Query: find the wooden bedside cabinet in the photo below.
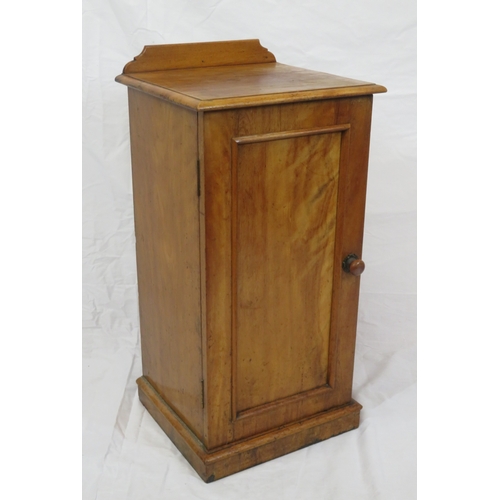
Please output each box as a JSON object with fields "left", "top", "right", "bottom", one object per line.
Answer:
{"left": 116, "top": 39, "right": 386, "bottom": 482}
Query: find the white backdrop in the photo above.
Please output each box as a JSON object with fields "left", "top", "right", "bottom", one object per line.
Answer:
{"left": 83, "top": 1, "right": 416, "bottom": 498}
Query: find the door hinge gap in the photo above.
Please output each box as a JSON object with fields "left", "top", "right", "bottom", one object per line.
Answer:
{"left": 196, "top": 159, "right": 201, "bottom": 197}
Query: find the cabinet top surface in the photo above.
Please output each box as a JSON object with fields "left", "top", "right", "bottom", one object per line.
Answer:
{"left": 116, "top": 40, "right": 386, "bottom": 110}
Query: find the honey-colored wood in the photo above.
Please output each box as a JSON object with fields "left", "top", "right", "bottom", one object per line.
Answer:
{"left": 116, "top": 46, "right": 386, "bottom": 111}
{"left": 122, "top": 39, "right": 276, "bottom": 74}
{"left": 137, "top": 376, "right": 361, "bottom": 482}
{"left": 117, "top": 40, "right": 385, "bottom": 482}
{"left": 128, "top": 88, "right": 204, "bottom": 439}
{"left": 233, "top": 130, "right": 341, "bottom": 412}
{"left": 201, "top": 97, "right": 374, "bottom": 447}
{"left": 116, "top": 71, "right": 385, "bottom": 111}
{"left": 125, "top": 63, "right": 384, "bottom": 101}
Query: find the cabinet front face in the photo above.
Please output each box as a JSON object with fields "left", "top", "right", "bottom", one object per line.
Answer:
{"left": 202, "top": 97, "right": 373, "bottom": 448}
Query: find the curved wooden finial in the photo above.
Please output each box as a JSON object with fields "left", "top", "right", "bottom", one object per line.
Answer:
{"left": 122, "top": 39, "right": 276, "bottom": 74}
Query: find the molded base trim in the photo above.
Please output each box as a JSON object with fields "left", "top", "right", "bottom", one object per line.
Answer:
{"left": 137, "top": 376, "right": 362, "bottom": 482}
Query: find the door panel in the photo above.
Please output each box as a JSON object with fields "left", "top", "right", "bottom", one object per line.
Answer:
{"left": 202, "top": 98, "right": 373, "bottom": 448}
{"left": 232, "top": 129, "right": 342, "bottom": 416}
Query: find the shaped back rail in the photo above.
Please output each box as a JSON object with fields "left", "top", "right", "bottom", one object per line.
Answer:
{"left": 122, "top": 39, "right": 276, "bottom": 74}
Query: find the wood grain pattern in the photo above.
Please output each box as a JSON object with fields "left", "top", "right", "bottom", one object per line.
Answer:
{"left": 128, "top": 89, "right": 204, "bottom": 439}
{"left": 122, "top": 39, "right": 275, "bottom": 74}
{"left": 202, "top": 98, "right": 373, "bottom": 446}
{"left": 128, "top": 63, "right": 378, "bottom": 100}
{"left": 116, "top": 62, "right": 386, "bottom": 111}
{"left": 117, "top": 41, "right": 385, "bottom": 481}
{"left": 137, "top": 376, "right": 361, "bottom": 483}
{"left": 329, "top": 96, "right": 373, "bottom": 403}
{"left": 202, "top": 109, "right": 238, "bottom": 448}
{"left": 232, "top": 130, "right": 341, "bottom": 413}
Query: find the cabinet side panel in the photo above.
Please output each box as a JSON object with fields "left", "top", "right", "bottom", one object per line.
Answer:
{"left": 128, "top": 89, "right": 203, "bottom": 439}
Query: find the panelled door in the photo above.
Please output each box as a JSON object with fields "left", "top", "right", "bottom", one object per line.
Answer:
{"left": 202, "top": 97, "right": 373, "bottom": 449}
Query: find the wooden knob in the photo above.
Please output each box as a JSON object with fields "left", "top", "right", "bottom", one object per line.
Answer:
{"left": 342, "top": 254, "right": 365, "bottom": 276}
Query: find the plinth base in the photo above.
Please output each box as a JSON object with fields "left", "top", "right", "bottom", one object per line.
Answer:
{"left": 137, "top": 376, "right": 362, "bottom": 482}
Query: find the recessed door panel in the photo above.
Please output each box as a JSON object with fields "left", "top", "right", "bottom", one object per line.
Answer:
{"left": 232, "top": 128, "right": 342, "bottom": 419}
